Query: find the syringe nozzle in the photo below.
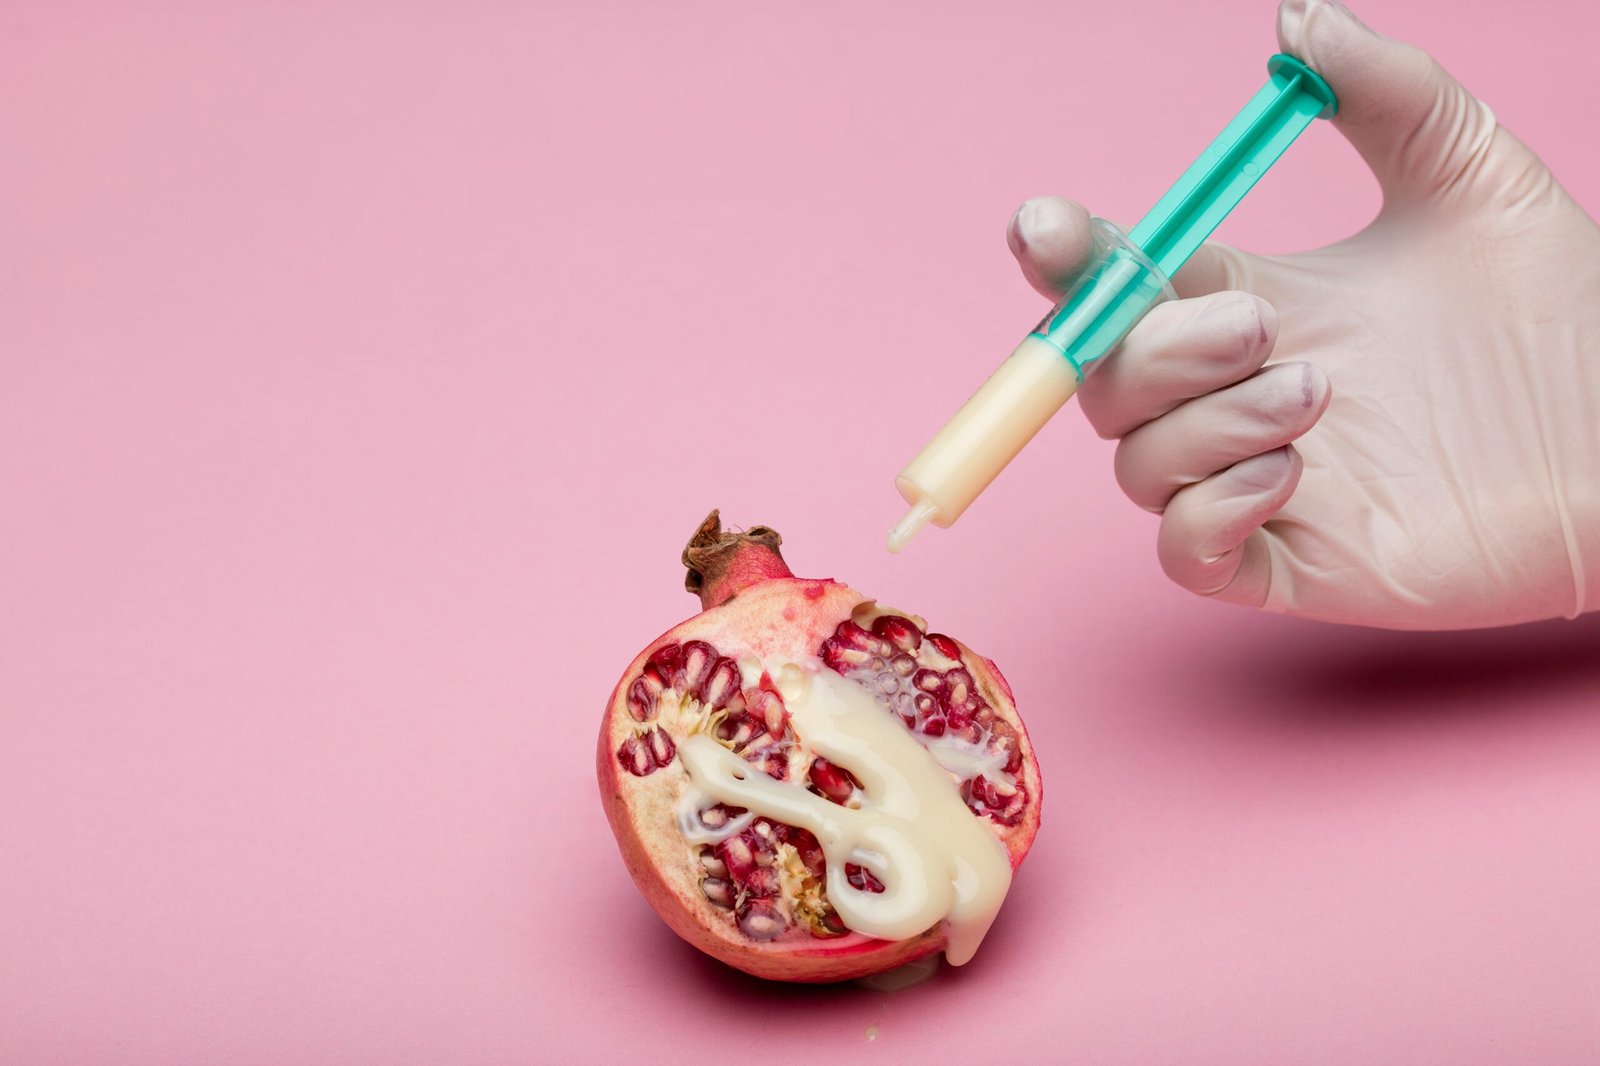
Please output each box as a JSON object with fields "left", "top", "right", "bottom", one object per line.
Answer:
{"left": 887, "top": 500, "right": 939, "bottom": 554}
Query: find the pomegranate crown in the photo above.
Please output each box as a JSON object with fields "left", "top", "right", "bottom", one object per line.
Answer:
{"left": 682, "top": 510, "right": 793, "bottom": 610}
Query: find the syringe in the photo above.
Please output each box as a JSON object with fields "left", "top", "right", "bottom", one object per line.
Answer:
{"left": 888, "top": 55, "right": 1337, "bottom": 552}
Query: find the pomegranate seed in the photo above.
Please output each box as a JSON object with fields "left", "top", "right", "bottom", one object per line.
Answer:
{"left": 702, "top": 657, "right": 741, "bottom": 710}
{"left": 836, "top": 620, "right": 875, "bottom": 645}
{"left": 913, "top": 669, "right": 943, "bottom": 694}
{"left": 718, "top": 835, "right": 756, "bottom": 879}
{"left": 741, "top": 718, "right": 771, "bottom": 750}
{"left": 820, "top": 621, "right": 879, "bottom": 674}
{"left": 821, "top": 641, "right": 873, "bottom": 672}
{"left": 616, "top": 735, "right": 653, "bottom": 777}
{"left": 987, "top": 720, "right": 1022, "bottom": 773}
{"left": 927, "top": 633, "right": 962, "bottom": 661}
{"left": 736, "top": 898, "right": 786, "bottom": 941}
{"left": 744, "top": 866, "right": 779, "bottom": 896}
{"left": 967, "top": 776, "right": 996, "bottom": 806}
{"left": 914, "top": 693, "right": 936, "bottom": 716}
{"left": 699, "top": 849, "right": 728, "bottom": 878}
{"left": 818, "top": 910, "right": 848, "bottom": 937}
{"left": 921, "top": 715, "right": 947, "bottom": 738}
{"left": 788, "top": 828, "right": 826, "bottom": 876}
{"left": 989, "top": 785, "right": 1028, "bottom": 826}
{"left": 947, "top": 701, "right": 976, "bottom": 730}
{"left": 720, "top": 713, "right": 766, "bottom": 751}
{"left": 747, "top": 687, "right": 787, "bottom": 735}
{"left": 807, "top": 757, "right": 857, "bottom": 805}
{"left": 761, "top": 750, "right": 789, "bottom": 780}
{"left": 646, "top": 728, "right": 675, "bottom": 767}
{"left": 679, "top": 640, "right": 718, "bottom": 699}
{"left": 648, "top": 642, "right": 682, "bottom": 678}
{"left": 951, "top": 721, "right": 983, "bottom": 744}
{"left": 750, "top": 826, "right": 778, "bottom": 857}
{"left": 626, "top": 672, "right": 663, "bottom": 722}
{"left": 963, "top": 777, "right": 1028, "bottom": 826}
{"left": 840, "top": 620, "right": 877, "bottom": 644}
{"left": 871, "top": 614, "right": 922, "bottom": 654}
{"left": 699, "top": 803, "right": 742, "bottom": 831}
{"left": 700, "top": 877, "right": 733, "bottom": 908}
{"left": 946, "top": 668, "right": 973, "bottom": 706}
{"left": 845, "top": 863, "right": 885, "bottom": 894}
{"left": 890, "top": 654, "right": 917, "bottom": 678}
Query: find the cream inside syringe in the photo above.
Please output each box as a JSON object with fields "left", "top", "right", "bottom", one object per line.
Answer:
{"left": 888, "top": 336, "right": 1084, "bottom": 553}
{"left": 889, "top": 220, "right": 1175, "bottom": 553}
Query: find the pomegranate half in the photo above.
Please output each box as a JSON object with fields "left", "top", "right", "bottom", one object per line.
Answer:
{"left": 597, "top": 511, "right": 1041, "bottom": 982}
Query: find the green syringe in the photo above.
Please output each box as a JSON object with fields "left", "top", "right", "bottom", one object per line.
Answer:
{"left": 888, "top": 55, "right": 1337, "bottom": 552}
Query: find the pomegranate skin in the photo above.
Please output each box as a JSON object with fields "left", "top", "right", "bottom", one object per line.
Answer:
{"left": 597, "top": 514, "right": 1042, "bottom": 983}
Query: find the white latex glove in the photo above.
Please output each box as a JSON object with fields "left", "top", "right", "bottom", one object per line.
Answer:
{"left": 1012, "top": 0, "right": 1600, "bottom": 630}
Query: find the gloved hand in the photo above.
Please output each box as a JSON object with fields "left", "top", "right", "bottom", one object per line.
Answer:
{"left": 1014, "top": 0, "right": 1600, "bottom": 629}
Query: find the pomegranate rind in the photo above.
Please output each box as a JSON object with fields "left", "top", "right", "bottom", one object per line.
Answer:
{"left": 597, "top": 578, "right": 1042, "bottom": 983}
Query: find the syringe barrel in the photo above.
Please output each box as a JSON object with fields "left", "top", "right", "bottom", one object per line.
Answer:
{"left": 1036, "top": 218, "right": 1176, "bottom": 379}
{"left": 890, "top": 56, "right": 1336, "bottom": 550}
{"left": 895, "top": 220, "right": 1174, "bottom": 527}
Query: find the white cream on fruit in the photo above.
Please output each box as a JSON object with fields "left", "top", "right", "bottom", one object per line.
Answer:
{"left": 678, "top": 664, "right": 1012, "bottom": 966}
{"left": 922, "top": 730, "right": 1015, "bottom": 782}
{"left": 676, "top": 791, "right": 756, "bottom": 845}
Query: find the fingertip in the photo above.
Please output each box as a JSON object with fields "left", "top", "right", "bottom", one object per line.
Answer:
{"left": 1208, "top": 292, "right": 1278, "bottom": 373}
{"left": 1005, "top": 201, "right": 1028, "bottom": 257}
{"left": 1255, "top": 361, "right": 1330, "bottom": 437}
{"left": 1277, "top": 0, "right": 1492, "bottom": 200}
{"left": 1251, "top": 294, "right": 1279, "bottom": 352}
{"left": 1157, "top": 446, "right": 1301, "bottom": 601}
{"left": 1302, "top": 361, "right": 1331, "bottom": 418}
{"left": 1009, "top": 196, "right": 1094, "bottom": 297}
{"left": 1231, "top": 444, "right": 1303, "bottom": 500}
{"left": 1077, "top": 291, "right": 1278, "bottom": 441}
{"left": 1176, "top": 290, "right": 1279, "bottom": 373}
{"left": 1278, "top": 0, "right": 1378, "bottom": 57}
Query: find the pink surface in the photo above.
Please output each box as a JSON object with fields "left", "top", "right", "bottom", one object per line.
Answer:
{"left": 3, "top": 2, "right": 1598, "bottom": 1062}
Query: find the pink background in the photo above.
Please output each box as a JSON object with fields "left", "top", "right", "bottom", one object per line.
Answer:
{"left": 3, "top": 2, "right": 1598, "bottom": 1062}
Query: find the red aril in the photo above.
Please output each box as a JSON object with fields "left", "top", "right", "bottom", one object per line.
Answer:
{"left": 597, "top": 511, "right": 1041, "bottom": 982}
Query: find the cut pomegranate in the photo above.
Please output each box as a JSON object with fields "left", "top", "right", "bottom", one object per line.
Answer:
{"left": 597, "top": 511, "right": 1041, "bottom": 983}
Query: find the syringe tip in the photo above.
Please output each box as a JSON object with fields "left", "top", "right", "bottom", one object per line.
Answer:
{"left": 887, "top": 500, "right": 938, "bottom": 554}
